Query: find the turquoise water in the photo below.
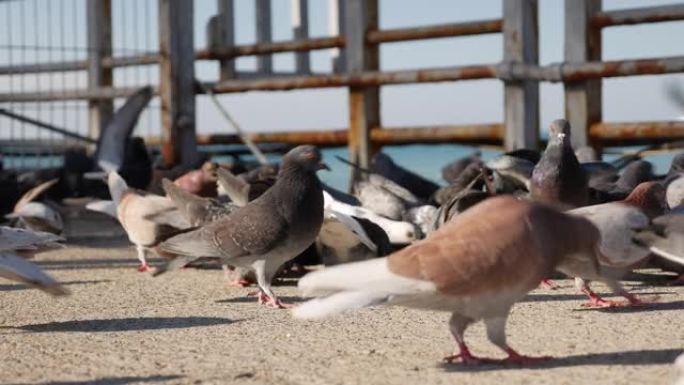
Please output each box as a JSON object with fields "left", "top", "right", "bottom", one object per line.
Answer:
{"left": 5, "top": 144, "right": 680, "bottom": 192}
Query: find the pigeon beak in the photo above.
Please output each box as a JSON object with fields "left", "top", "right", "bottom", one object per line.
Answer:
{"left": 317, "top": 161, "right": 331, "bottom": 171}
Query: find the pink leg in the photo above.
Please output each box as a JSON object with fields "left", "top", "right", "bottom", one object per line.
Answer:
{"left": 580, "top": 287, "right": 623, "bottom": 308}
{"left": 137, "top": 263, "right": 154, "bottom": 273}
{"left": 540, "top": 279, "right": 559, "bottom": 290}
{"left": 256, "top": 291, "right": 291, "bottom": 309}
{"left": 498, "top": 347, "right": 552, "bottom": 365}
{"left": 443, "top": 342, "right": 496, "bottom": 365}
{"left": 581, "top": 286, "right": 653, "bottom": 308}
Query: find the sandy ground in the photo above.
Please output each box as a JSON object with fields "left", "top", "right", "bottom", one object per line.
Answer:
{"left": 1, "top": 214, "right": 683, "bottom": 385}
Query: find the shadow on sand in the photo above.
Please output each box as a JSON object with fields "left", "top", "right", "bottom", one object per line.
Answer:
{"left": 0, "top": 280, "right": 111, "bottom": 292}
{"left": 440, "top": 348, "right": 682, "bottom": 372}
{"left": 215, "top": 295, "right": 303, "bottom": 304}
{"left": 3, "top": 317, "right": 235, "bottom": 333}
{"left": 10, "top": 374, "right": 183, "bottom": 385}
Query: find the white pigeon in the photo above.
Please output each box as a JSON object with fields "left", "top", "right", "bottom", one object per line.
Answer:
{"left": 323, "top": 191, "right": 417, "bottom": 245}
{"left": 7, "top": 179, "right": 63, "bottom": 235}
{"left": 106, "top": 172, "right": 190, "bottom": 272}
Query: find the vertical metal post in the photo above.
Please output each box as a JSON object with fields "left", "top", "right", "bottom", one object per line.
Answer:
{"left": 329, "top": 0, "right": 346, "bottom": 73}
{"left": 86, "top": 0, "right": 113, "bottom": 140}
{"left": 159, "top": 0, "right": 198, "bottom": 167}
{"left": 255, "top": 0, "right": 272, "bottom": 74}
{"left": 345, "top": 0, "right": 380, "bottom": 186}
{"left": 503, "top": 0, "right": 539, "bottom": 150}
{"left": 292, "top": 0, "right": 310, "bottom": 74}
{"left": 565, "top": 0, "right": 602, "bottom": 150}
{"left": 212, "top": 0, "right": 235, "bottom": 81}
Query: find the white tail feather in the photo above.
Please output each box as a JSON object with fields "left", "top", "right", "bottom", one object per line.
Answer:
{"left": 86, "top": 200, "right": 117, "bottom": 218}
{"left": 650, "top": 246, "right": 684, "bottom": 266}
{"left": 292, "top": 291, "right": 388, "bottom": 319}
{"left": 298, "top": 258, "right": 434, "bottom": 297}
{"left": 107, "top": 172, "right": 129, "bottom": 206}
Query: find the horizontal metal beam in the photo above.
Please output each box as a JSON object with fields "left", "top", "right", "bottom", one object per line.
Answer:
{"left": 144, "top": 123, "right": 504, "bottom": 147}
{"left": 367, "top": 18, "right": 503, "bottom": 44}
{"left": 210, "top": 64, "right": 498, "bottom": 93}
{"left": 196, "top": 36, "right": 345, "bottom": 60}
{"left": 2, "top": 56, "right": 683, "bottom": 102}
{"left": 592, "top": 4, "right": 684, "bottom": 28}
{"left": 590, "top": 121, "right": 684, "bottom": 144}
{"left": 0, "top": 86, "right": 147, "bottom": 102}
{"left": 500, "top": 55, "right": 684, "bottom": 82}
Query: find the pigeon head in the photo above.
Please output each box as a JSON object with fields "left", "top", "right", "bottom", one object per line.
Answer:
{"left": 668, "top": 152, "right": 684, "bottom": 175}
{"left": 548, "top": 119, "right": 571, "bottom": 145}
{"left": 623, "top": 181, "right": 667, "bottom": 219}
{"left": 283, "top": 145, "right": 329, "bottom": 172}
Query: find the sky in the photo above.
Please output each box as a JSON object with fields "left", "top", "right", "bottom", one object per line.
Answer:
{"left": 0, "top": 0, "right": 683, "bottom": 140}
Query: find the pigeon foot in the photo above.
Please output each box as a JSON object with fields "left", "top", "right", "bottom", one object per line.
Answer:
{"left": 443, "top": 343, "right": 496, "bottom": 365}
{"left": 137, "top": 263, "right": 155, "bottom": 273}
{"left": 499, "top": 348, "right": 552, "bottom": 365}
{"left": 539, "top": 279, "right": 559, "bottom": 290}
{"left": 257, "top": 291, "right": 291, "bottom": 309}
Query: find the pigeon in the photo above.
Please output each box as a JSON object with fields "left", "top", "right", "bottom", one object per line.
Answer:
{"left": 674, "top": 351, "right": 684, "bottom": 385}
{"left": 370, "top": 152, "right": 440, "bottom": 201}
{"left": 590, "top": 160, "right": 655, "bottom": 203}
{"left": 441, "top": 152, "right": 481, "bottom": 184}
{"left": 216, "top": 165, "right": 276, "bottom": 204}
{"left": 353, "top": 175, "right": 418, "bottom": 221}
{"left": 633, "top": 211, "right": 684, "bottom": 285}
{"left": 568, "top": 182, "right": 667, "bottom": 306}
{"left": 575, "top": 146, "right": 598, "bottom": 162}
{"left": 0, "top": 226, "right": 68, "bottom": 295}
{"left": 530, "top": 119, "right": 589, "bottom": 209}
{"left": 162, "top": 178, "right": 251, "bottom": 286}
{"left": 322, "top": 183, "right": 361, "bottom": 206}
{"left": 485, "top": 154, "right": 534, "bottom": 193}
{"left": 0, "top": 226, "right": 64, "bottom": 257}
{"left": 433, "top": 162, "right": 487, "bottom": 205}
{"left": 317, "top": 209, "right": 391, "bottom": 266}
{"left": 6, "top": 179, "right": 63, "bottom": 235}
{"left": 403, "top": 205, "right": 438, "bottom": 238}
{"left": 294, "top": 196, "right": 602, "bottom": 365}
{"left": 156, "top": 145, "right": 328, "bottom": 308}
{"left": 162, "top": 179, "right": 237, "bottom": 226}
{"left": 338, "top": 156, "right": 423, "bottom": 220}
{"left": 173, "top": 161, "right": 218, "bottom": 197}
{"left": 94, "top": 86, "right": 153, "bottom": 174}
{"left": 323, "top": 191, "right": 418, "bottom": 245}
{"left": 107, "top": 172, "right": 190, "bottom": 272}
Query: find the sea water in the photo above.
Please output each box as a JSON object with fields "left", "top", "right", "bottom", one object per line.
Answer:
{"left": 4, "top": 143, "right": 679, "bottom": 192}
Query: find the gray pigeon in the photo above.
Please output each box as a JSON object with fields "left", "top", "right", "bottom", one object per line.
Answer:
{"left": 162, "top": 178, "right": 252, "bottom": 286}
{"left": 162, "top": 179, "right": 237, "bottom": 226}
{"left": 156, "top": 145, "right": 328, "bottom": 308}
{"left": 530, "top": 119, "right": 589, "bottom": 209}
{"left": 0, "top": 226, "right": 68, "bottom": 295}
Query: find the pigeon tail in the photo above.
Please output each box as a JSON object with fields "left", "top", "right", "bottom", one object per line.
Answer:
{"left": 85, "top": 200, "right": 117, "bottom": 218}
{"left": 293, "top": 291, "right": 388, "bottom": 319}
{"left": 107, "top": 171, "right": 129, "bottom": 206}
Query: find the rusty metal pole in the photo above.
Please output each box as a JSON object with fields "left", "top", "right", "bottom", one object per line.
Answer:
{"left": 503, "top": 0, "right": 539, "bottom": 151}
{"left": 565, "top": 0, "right": 602, "bottom": 151}
{"left": 159, "top": 0, "right": 199, "bottom": 167}
{"left": 210, "top": 0, "right": 235, "bottom": 81}
{"left": 345, "top": 0, "right": 380, "bottom": 188}
{"left": 86, "top": 0, "right": 113, "bottom": 141}
{"left": 256, "top": 0, "right": 273, "bottom": 74}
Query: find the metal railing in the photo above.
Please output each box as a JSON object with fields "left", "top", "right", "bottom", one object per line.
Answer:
{"left": 0, "top": 0, "right": 683, "bottom": 174}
